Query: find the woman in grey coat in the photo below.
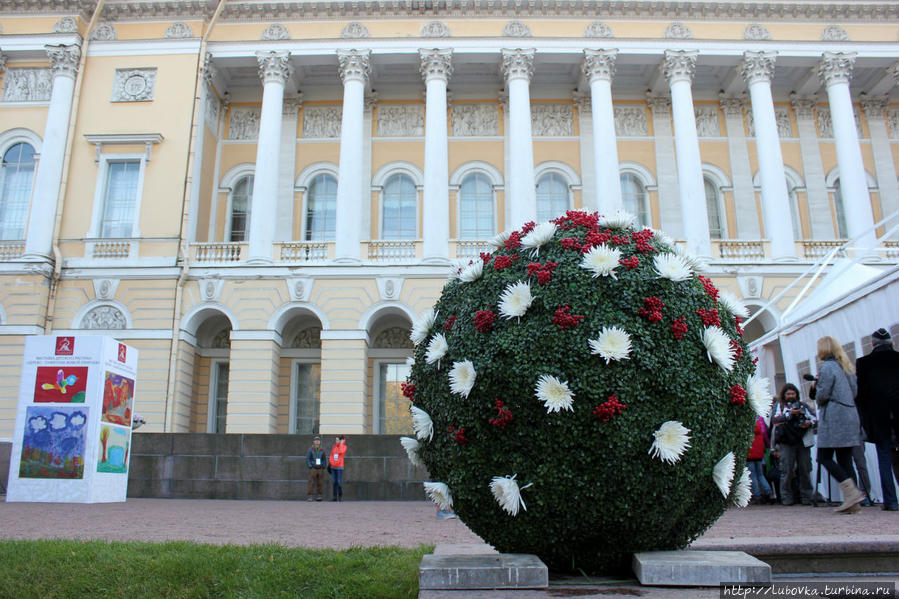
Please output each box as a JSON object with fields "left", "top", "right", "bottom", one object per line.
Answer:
{"left": 812, "top": 336, "right": 864, "bottom": 514}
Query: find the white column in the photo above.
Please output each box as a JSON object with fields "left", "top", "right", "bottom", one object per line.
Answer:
{"left": 502, "top": 49, "right": 536, "bottom": 228}
{"left": 247, "top": 51, "right": 290, "bottom": 264}
{"left": 791, "top": 94, "right": 832, "bottom": 239}
{"left": 818, "top": 52, "right": 877, "bottom": 249}
{"left": 583, "top": 49, "right": 621, "bottom": 215}
{"left": 860, "top": 94, "right": 899, "bottom": 238}
{"left": 420, "top": 49, "right": 452, "bottom": 261}
{"left": 277, "top": 96, "right": 301, "bottom": 242}
{"left": 573, "top": 92, "right": 596, "bottom": 211}
{"left": 334, "top": 50, "right": 371, "bottom": 262}
{"left": 647, "top": 95, "right": 682, "bottom": 238}
{"left": 719, "top": 94, "right": 760, "bottom": 238}
{"left": 742, "top": 51, "right": 795, "bottom": 259}
{"left": 663, "top": 50, "right": 711, "bottom": 257}
{"left": 186, "top": 54, "right": 214, "bottom": 244}
{"left": 23, "top": 44, "right": 80, "bottom": 260}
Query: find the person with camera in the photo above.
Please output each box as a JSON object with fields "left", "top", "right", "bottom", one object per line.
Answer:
{"left": 812, "top": 336, "right": 865, "bottom": 514}
{"left": 772, "top": 383, "right": 816, "bottom": 505}
{"left": 329, "top": 435, "right": 347, "bottom": 502}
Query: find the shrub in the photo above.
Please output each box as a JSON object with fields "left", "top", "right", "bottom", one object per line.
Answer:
{"left": 403, "top": 211, "right": 765, "bottom": 574}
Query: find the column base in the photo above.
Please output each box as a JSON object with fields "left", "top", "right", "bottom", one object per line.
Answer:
{"left": 245, "top": 257, "right": 273, "bottom": 265}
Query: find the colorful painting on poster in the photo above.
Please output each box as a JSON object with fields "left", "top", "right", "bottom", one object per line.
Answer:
{"left": 102, "top": 371, "right": 134, "bottom": 427}
{"left": 33, "top": 366, "right": 89, "bottom": 403}
{"left": 19, "top": 406, "right": 88, "bottom": 479}
{"left": 98, "top": 425, "right": 130, "bottom": 474}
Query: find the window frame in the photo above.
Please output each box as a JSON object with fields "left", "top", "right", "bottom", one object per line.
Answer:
{"left": 535, "top": 171, "right": 571, "bottom": 223}
{"left": 457, "top": 171, "right": 497, "bottom": 240}
{"left": 703, "top": 175, "right": 727, "bottom": 240}
{"left": 207, "top": 358, "right": 230, "bottom": 434}
{"left": 88, "top": 152, "right": 147, "bottom": 239}
{"left": 288, "top": 358, "right": 322, "bottom": 435}
{"left": 619, "top": 171, "right": 650, "bottom": 228}
{"left": 0, "top": 141, "right": 38, "bottom": 241}
{"left": 379, "top": 172, "right": 419, "bottom": 240}
{"left": 227, "top": 174, "right": 254, "bottom": 242}
{"left": 304, "top": 172, "right": 338, "bottom": 242}
{"left": 372, "top": 358, "right": 413, "bottom": 435}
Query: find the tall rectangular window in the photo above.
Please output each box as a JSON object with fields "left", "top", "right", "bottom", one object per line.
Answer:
{"left": 378, "top": 362, "right": 412, "bottom": 434}
{"left": 293, "top": 363, "right": 321, "bottom": 434}
{"left": 101, "top": 160, "right": 140, "bottom": 238}
{"left": 211, "top": 361, "right": 229, "bottom": 434}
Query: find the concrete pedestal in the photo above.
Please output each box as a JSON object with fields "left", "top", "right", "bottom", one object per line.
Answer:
{"left": 419, "top": 553, "right": 548, "bottom": 590}
{"left": 633, "top": 550, "right": 771, "bottom": 586}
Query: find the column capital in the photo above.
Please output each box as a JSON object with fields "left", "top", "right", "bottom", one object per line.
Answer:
{"left": 419, "top": 48, "right": 453, "bottom": 83}
{"left": 817, "top": 51, "right": 856, "bottom": 88}
{"left": 662, "top": 50, "right": 697, "bottom": 86}
{"left": 859, "top": 93, "right": 888, "bottom": 118}
{"left": 257, "top": 51, "right": 291, "bottom": 85}
{"left": 718, "top": 92, "right": 746, "bottom": 118}
{"left": 741, "top": 51, "right": 776, "bottom": 86}
{"left": 646, "top": 93, "right": 671, "bottom": 117}
{"left": 283, "top": 94, "right": 303, "bottom": 117}
{"left": 790, "top": 92, "right": 818, "bottom": 120}
{"left": 46, "top": 44, "right": 81, "bottom": 79}
{"left": 338, "top": 49, "right": 371, "bottom": 85}
{"left": 202, "top": 52, "right": 218, "bottom": 86}
{"left": 582, "top": 49, "right": 617, "bottom": 83}
{"left": 501, "top": 48, "right": 535, "bottom": 83}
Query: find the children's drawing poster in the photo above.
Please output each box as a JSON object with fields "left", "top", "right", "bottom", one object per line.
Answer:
{"left": 101, "top": 372, "right": 134, "bottom": 426}
{"left": 19, "top": 406, "right": 88, "bottom": 479}
{"left": 33, "top": 366, "right": 89, "bottom": 403}
{"left": 97, "top": 425, "right": 130, "bottom": 474}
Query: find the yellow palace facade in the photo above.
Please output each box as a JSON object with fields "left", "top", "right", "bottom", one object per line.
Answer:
{"left": 1, "top": 1, "right": 898, "bottom": 441}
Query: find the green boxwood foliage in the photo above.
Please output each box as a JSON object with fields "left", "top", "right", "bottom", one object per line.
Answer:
{"left": 405, "top": 211, "right": 759, "bottom": 574}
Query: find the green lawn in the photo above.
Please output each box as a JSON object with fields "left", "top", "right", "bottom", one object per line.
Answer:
{"left": 0, "top": 540, "right": 431, "bottom": 599}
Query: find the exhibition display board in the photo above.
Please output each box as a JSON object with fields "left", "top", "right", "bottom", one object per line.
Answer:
{"left": 6, "top": 335, "right": 138, "bottom": 503}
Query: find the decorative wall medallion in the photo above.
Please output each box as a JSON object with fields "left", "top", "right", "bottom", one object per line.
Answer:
{"left": 341, "top": 22, "right": 370, "bottom": 38}
{"left": 376, "top": 278, "right": 403, "bottom": 301}
{"left": 111, "top": 68, "right": 157, "bottom": 102}
{"left": 664, "top": 22, "right": 693, "bottom": 39}
{"left": 200, "top": 278, "right": 224, "bottom": 302}
{"left": 261, "top": 23, "right": 289, "bottom": 40}
{"left": 164, "top": 22, "right": 193, "bottom": 38}
{"left": 302, "top": 106, "right": 342, "bottom": 138}
{"left": 452, "top": 104, "right": 499, "bottom": 136}
{"left": 822, "top": 24, "right": 849, "bottom": 41}
{"left": 287, "top": 276, "right": 313, "bottom": 302}
{"left": 584, "top": 21, "right": 613, "bottom": 38}
{"left": 93, "top": 279, "right": 120, "bottom": 300}
{"left": 743, "top": 23, "right": 771, "bottom": 40}
{"left": 739, "top": 276, "right": 762, "bottom": 298}
{"left": 205, "top": 281, "right": 215, "bottom": 299}
{"left": 82, "top": 306, "right": 126, "bottom": 330}
{"left": 614, "top": 106, "right": 649, "bottom": 136}
{"left": 694, "top": 106, "right": 721, "bottom": 137}
{"left": 53, "top": 17, "right": 79, "bottom": 34}
{"left": 531, "top": 104, "right": 574, "bottom": 137}
{"left": 90, "top": 23, "right": 117, "bottom": 41}
{"left": 377, "top": 104, "right": 425, "bottom": 137}
{"left": 422, "top": 21, "right": 450, "bottom": 38}
{"left": 228, "top": 107, "right": 261, "bottom": 140}
{"left": 503, "top": 21, "right": 532, "bottom": 37}
{"left": 1, "top": 69, "right": 52, "bottom": 102}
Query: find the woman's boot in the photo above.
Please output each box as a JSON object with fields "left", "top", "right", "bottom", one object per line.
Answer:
{"left": 834, "top": 479, "right": 865, "bottom": 513}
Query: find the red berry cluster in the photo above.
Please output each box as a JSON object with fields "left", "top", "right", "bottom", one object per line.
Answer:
{"left": 489, "top": 399, "right": 515, "bottom": 429}
{"left": 504, "top": 231, "right": 522, "bottom": 250}
{"left": 444, "top": 316, "right": 457, "bottom": 331}
{"left": 493, "top": 255, "right": 514, "bottom": 270}
{"left": 527, "top": 261, "right": 559, "bottom": 285}
{"left": 474, "top": 309, "right": 496, "bottom": 332}
{"left": 670, "top": 316, "right": 688, "bottom": 340}
{"left": 730, "top": 340, "right": 743, "bottom": 360}
{"left": 611, "top": 234, "right": 630, "bottom": 246}
{"left": 480, "top": 252, "right": 492, "bottom": 264}
{"left": 447, "top": 425, "right": 468, "bottom": 445}
{"left": 552, "top": 210, "right": 600, "bottom": 230}
{"left": 560, "top": 237, "right": 582, "bottom": 251}
{"left": 619, "top": 256, "right": 640, "bottom": 270}
{"left": 735, "top": 316, "right": 745, "bottom": 337}
{"left": 584, "top": 229, "right": 613, "bottom": 249}
{"left": 698, "top": 275, "right": 720, "bottom": 301}
{"left": 520, "top": 221, "right": 537, "bottom": 235}
{"left": 401, "top": 382, "right": 415, "bottom": 402}
{"left": 638, "top": 296, "right": 665, "bottom": 323}
{"left": 695, "top": 308, "right": 721, "bottom": 327}
{"left": 553, "top": 304, "right": 585, "bottom": 329}
{"left": 631, "top": 229, "right": 655, "bottom": 254}
{"left": 593, "top": 394, "right": 626, "bottom": 422}
{"left": 729, "top": 385, "right": 747, "bottom": 406}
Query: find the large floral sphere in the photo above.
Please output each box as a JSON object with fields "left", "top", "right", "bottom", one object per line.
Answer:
{"left": 402, "top": 211, "right": 768, "bottom": 574}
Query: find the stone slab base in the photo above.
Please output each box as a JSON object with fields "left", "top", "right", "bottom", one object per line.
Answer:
{"left": 633, "top": 550, "right": 771, "bottom": 587}
{"left": 419, "top": 553, "right": 548, "bottom": 590}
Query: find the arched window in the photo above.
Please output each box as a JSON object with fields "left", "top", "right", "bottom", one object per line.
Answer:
{"left": 458, "top": 173, "right": 494, "bottom": 239}
{"left": 536, "top": 172, "right": 569, "bottom": 222}
{"left": 229, "top": 175, "right": 253, "bottom": 242}
{"left": 620, "top": 173, "right": 650, "bottom": 228}
{"left": 305, "top": 173, "right": 337, "bottom": 241}
{"left": 831, "top": 178, "right": 848, "bottom": 239}
{"left": 704, "top": 177, "right": 725, "bottom": 240}
{"left": 382, "top": 173, "right": 417, "bottom": 239}
{"left": 0, "top": 143, "right": 35, "bottom": 240}
{"left": 786, "top": 178, "right": 802, "bottom": 239}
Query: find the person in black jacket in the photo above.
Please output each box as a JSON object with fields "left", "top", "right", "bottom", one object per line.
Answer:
{"left": 305, "top": 436, "right": 327, "bottom": 501}
{"left": 856, "top": 328, "right": 899, "bottom": 512}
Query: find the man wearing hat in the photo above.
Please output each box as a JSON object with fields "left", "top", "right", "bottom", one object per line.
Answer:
{"left": 856, "top": 328, "right": 899, "bottom": 511}
{"left": 305, "top": 436, "right": 327, "bottom": 501}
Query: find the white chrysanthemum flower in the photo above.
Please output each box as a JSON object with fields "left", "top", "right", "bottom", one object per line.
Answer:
{"left": 654, "top": 252, "right": 693, "bottom": 282}
{"left": 459, "top": 259, "right": 484, "bottom": 283}
{"left": 490, "top": 475, "right": 533, "bottom": 516}
{"left": 718, "top": 290, "right": 750, "bottom": 319}
{"left": 488, "top": 230, "right": 511, "bottom": 251}
{"left": 588, "top": 326, "right": 632, "bottom": 364}
{"left": 734, "top": 467, "right": 751, "bottom": 507}
{"left": 713, "top": 452, "right": 736, "bottom": 498}
{"left": 411, "top": 406, "right": 434, "bottom": 442}
{"left": 649, "top": 421, "right": 692, "bottom": 464}
{"left": 535, "top": 374, "right": 574, "bottom": 413}
{"left": 674, "top": 244, "right": 708, "bottom": 273}
{"left": 580, "top": 244, "right": 621, "bottom": 279}
{"left": 399, "top": 436, "right": 423, "bottom": 467}
{"left": 449, "top": 360, "right": 476, "bottom": 398}
{"left": 746, "top": 374, "right": 772, "bottom": 419}
{"left": 423, "top": 482, "right": 453, "bottom": 510}
{"left": 405, "top": 356, "right": 415, "bottom": 367}
{"left": 521, "top": 222, "right": 557, "bottom": 255}
{"left": 702, "top": 326, "right": 735, "bottom": 373}
{"left": 598, "top": 209, "right": 636, "bottom": 229}
{"left": 498, "top": 281, "right": 533, "bottom": 320}
{"left": 410, "top": 309, "right": 437, "bottom": 346}
{"left": 425, "top": 333, "right": 448, "bottom": 367}
{"left": 447, "top": 258, "right": 471, "bottom": 281}
{"left": 650, "top": 228, "right": 675, "bottom": 248}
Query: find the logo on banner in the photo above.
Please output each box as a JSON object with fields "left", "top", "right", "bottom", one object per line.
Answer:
{"left": 55, "top": 337, "right": 75, "bottom": 356}
{"left": 117, "top": 343, "right": 127, "bottom": 363}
